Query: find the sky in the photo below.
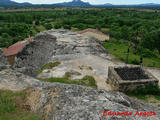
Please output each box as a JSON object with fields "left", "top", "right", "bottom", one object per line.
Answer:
{"left": 13, "top": 0, "right": 160, "bottom": 5}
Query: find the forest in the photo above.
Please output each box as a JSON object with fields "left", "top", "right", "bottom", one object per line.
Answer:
{"left": 0, "top": 8, "right": 160, "bottom": 67}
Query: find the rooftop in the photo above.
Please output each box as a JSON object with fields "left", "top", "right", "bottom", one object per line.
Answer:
{"left": 3, "top": 37, "right": 32, "bottom": 56}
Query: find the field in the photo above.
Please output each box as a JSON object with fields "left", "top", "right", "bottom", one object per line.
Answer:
{"left": 103, "top": 40, "right": 160, "bottom": 68}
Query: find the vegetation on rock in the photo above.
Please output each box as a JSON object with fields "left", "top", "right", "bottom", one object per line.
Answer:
{"left": 126, "top": 84, "right": 160, "bottom": 107}
{"left": 39, "top": 73, "right": 97, "bottom": 89}
{"left": 0, "top": 90, "right": 40, "bottom": 120}
{"left": 38, "top": 61, "right": 61, "bottom": 74}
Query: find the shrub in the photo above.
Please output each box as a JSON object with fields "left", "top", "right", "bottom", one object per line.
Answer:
{"left": 138, "top": 48, "right": 157, "bottom": 58}
{"left": 44, "top": 23, "right": 52, "bottom": 30}
{"left": 54, "top": 24, "right": 61, "bottom": 29}
{"left": 35, "top": 20, "right": 40, "bottom": 25}
{"left": 127, "top": 84, "right": 160, "bottom": 96}
{"left": 130, "top": 59, "right": 139, "bottom": 65}
{"left": 64, "top": 25, "right": 71, "bottom": 30}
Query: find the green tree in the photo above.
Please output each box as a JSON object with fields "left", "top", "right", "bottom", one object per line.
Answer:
{"left": 35, "top": 20, "right": 40, "bottom": 25}
{"left": 121, "top": 25, "right": 130, "bottom": 40}
{"left": 0, "top": 33, "right": 12, "bottom": 47}
{"left": 54, "top": 24, "right": 61, "bottom": 29}
{"left": 44, "top": 23, "right": 52, "bottom": 30}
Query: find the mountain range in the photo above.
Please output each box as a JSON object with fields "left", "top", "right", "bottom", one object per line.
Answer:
{"left": 1, "top": 0, "right": 160, "bottom": 7}
{"left": 0, "top": 0, "right": 31, "bottom": 6}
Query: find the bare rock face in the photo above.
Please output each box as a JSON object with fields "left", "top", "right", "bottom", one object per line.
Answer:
{"left": 14, "top": 30, "right": 108, "bottom": 77}
{"left": 0, "top": 67, "right": 160, "bottom": 120}
{"left": 14, "top": 32, "right": 57, "bottom": 76}
{"left": 0, "top": 30, "right": 159, "bottom": 120}
{"left": 28, "top": 85, "right": 160, "bottom": 120}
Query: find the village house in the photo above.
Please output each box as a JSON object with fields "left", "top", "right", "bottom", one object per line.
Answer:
{"left": 3, "top": 37, "right": 32, "bottom": 65}
{"left": 78, "top": 28, "right": 110, "bottom": 41}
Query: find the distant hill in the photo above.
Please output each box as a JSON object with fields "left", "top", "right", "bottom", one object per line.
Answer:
{"left": 0, "top": 0, "right": 32, "bottom": 6}
{"left": 0, "top": 0, "right": 160, "bottom": 8}
{"left": 94, "top": 3, "right": 113, "bottom": 7}
{"left": 0, "top": 0, "right": 18, "bottom": 5}
{"left": 138, "top": 3, "right": 160, "bottom": 6}
{"left": 57, "top": 0, "right": 91, "bottom": 7}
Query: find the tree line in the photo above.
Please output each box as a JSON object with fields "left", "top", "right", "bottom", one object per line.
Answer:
{"left": 0, "top": 9, "right": 160, "bottom": 56}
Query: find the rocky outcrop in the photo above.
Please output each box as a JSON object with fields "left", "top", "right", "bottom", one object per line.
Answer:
{"left": 0, "top": 67, "right": 160, "bottom": 120}
{"left": 0, "top": 29, "right": 160, "bottom": 119}
{"left": 14, "top": 32, "right": 57, "bottom": 76}
{"left": 14, "top": 30, "right": 108, "bottom": 77}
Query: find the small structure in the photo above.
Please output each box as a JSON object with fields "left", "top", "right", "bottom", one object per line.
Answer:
{"left": 107, "top": 66, "right": 158, "bottom": 92}
{"left": 3, "top": 38, "right": 32, "bottom": 65}
{"left": 78, "top": 28, "right": 109, "bottom": 41}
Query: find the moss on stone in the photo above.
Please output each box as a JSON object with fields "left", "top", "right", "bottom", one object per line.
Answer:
{"left": 38, "top": 73, "right": 97, "bottom": 89}
{"left": 38, "top": 61, "right": 61, "bottom": 74}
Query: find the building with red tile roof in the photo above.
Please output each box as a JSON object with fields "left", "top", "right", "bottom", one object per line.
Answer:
{"left": 3, "top": 37, "right": 32, "bottom": 65}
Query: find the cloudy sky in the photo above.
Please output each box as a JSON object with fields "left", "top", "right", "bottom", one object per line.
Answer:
{"left": 13, "top": 0, "right": 160, "bottom": 5}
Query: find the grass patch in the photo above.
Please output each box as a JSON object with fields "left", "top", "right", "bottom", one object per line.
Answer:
{"left": 39, "top": 73, "right": 97, "bottom": 89}
{"left": 0, "top": 90, "right": 40, "bottom": 120}
{"left": 103, "top": 41, "right": 160, "bottom": 68}
{"left": 38, "top": 61, "right": 61, "bottom": 74}
{"left": 36, "top": 25, "right": 46, "bottom": 32}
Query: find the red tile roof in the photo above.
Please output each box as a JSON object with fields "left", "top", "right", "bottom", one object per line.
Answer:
{"left": 3, "top": 38, "right": 32, "bottom": 56}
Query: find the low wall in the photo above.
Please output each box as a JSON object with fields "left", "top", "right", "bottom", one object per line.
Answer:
{"left": 107, "top": 66, "right": 159, "bottom": 92}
